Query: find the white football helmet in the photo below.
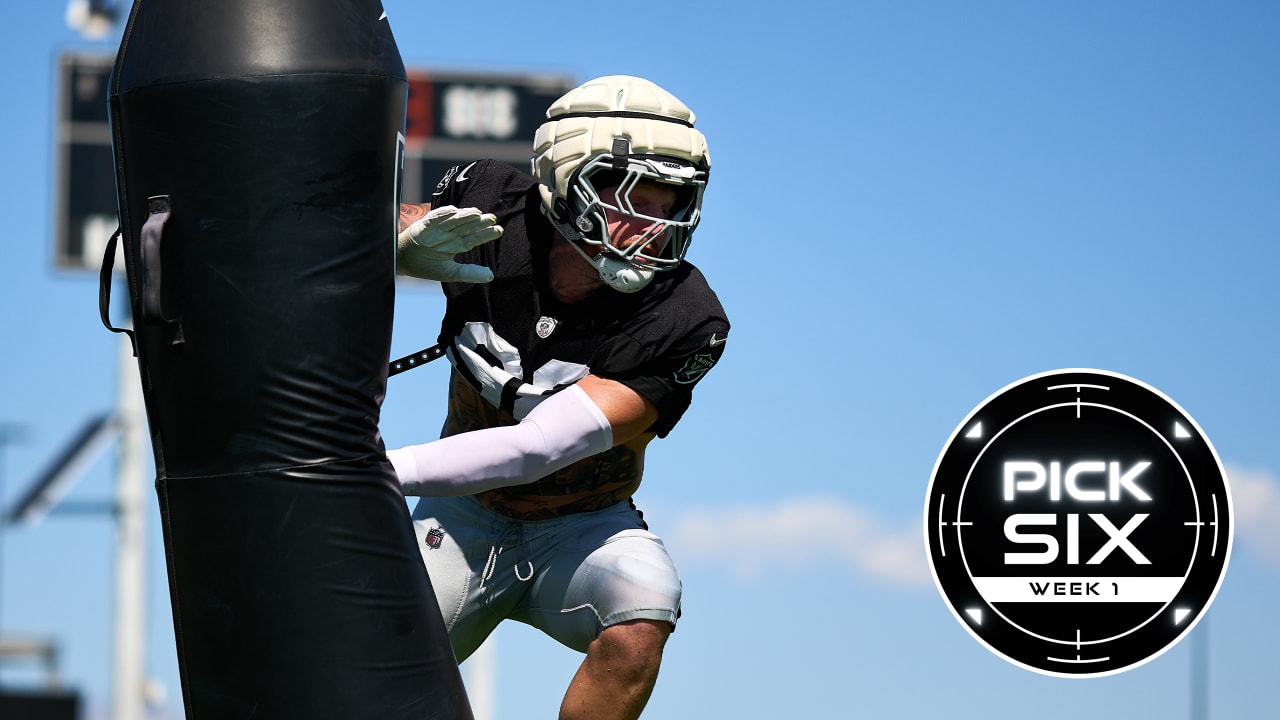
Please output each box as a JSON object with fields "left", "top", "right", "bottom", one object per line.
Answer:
{"left": 532, "top": 75, "right": 710, "bottom": 292}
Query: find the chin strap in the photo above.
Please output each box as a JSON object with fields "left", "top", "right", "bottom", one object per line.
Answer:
{"left": 564, "top": 236, "right": 655, "bottom": 293}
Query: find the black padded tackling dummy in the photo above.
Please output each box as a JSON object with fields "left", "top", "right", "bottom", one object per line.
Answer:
{"left": 105, "top": 2, "right": 473, "bottom": 718}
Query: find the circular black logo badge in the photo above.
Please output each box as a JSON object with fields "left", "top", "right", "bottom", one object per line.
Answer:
{"left": 924, "top": 369, "right": 1232, "bottom": 677}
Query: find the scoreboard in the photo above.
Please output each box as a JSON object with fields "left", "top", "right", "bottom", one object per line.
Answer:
{"left": 53, "top": 53, "right": 574, "bottom": 271}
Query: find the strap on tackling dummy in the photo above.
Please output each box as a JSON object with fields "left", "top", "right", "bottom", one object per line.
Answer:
{"left": 387, "top": 383, "right": 612, "bottom": 496}
{"left": 388, "top": 342, "right": 447, "bottom": 377}
{"left": 99, "top": 224, "right": 136, "bottom": 355}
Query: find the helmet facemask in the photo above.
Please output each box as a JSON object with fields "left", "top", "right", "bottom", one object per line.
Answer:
{"left": 554, "top": 143, "right": 707, "bottom": 292}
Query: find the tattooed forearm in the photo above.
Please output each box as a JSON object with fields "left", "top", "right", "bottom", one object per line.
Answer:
{"left": 399, "top": 203, "right": 429, "bottom": 233}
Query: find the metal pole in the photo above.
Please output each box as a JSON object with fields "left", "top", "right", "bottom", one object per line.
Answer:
{"left": 1190, "top": 614, "right": 1209, "bottom": 720}
{"left": 466, "top": 635, "right": 496, "bottom": 720}
{"left": 111, "top": 332, "right": 147, "bottom": 720}
{"left": 0, "top": 422, "right": 29, "bottom": 677}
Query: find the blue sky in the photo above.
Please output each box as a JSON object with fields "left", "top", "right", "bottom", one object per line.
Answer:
{"left": 2, "top": 1, "right": 1279, "bottom": 718}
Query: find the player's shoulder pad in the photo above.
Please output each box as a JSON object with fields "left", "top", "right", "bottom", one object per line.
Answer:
{"left": 670, "top": 330, "right": 728, "bottom": 386}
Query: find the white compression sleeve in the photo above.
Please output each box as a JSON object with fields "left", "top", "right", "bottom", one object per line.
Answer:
{"left": 387, "top": 383, "right": 613, "bottom": 496}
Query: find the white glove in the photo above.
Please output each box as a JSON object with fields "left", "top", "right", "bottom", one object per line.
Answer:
{"left": 396, "top": 205, "right": 502, "bottom": 283}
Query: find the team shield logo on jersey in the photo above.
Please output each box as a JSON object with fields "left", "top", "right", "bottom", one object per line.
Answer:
{"left": 426, "top": 527, "right": 446, "bottom": 549}
{"left": 535, "top": 316, "right": 558, "bottom": 339}
{"left": 673, "top": 334, "right": 726, "bottom": 385}
{"left": 433, "top": 164, "right": 459, "bottom": 195}
{"left": 673, "top": 351, "right": 716, "bottom": 384}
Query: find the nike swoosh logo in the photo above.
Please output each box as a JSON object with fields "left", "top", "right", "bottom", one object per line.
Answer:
{"left": 454, "top": 161, "right": 477, "bottom": 183}
{"left": 709, "top": 333, "right": 726, "bottom": 347}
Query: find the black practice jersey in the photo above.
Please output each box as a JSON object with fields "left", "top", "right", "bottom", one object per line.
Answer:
{"left": 424, "top": 160, "right": 730, "bottom": 519}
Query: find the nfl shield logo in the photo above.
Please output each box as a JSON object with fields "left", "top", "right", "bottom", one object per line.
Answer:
{"left": 426, "top": 527, "right": 445, "bottom": 549}
{"left": 535, "top": 316, "right": 558, "bottom": 338}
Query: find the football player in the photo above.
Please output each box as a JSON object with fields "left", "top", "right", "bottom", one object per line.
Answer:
{"left": 388, "top": 75, "right": 729, "bottom": 720}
